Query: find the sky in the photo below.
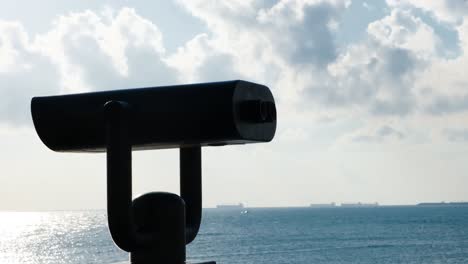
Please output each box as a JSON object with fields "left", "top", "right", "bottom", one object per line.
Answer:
{"left": 1, "top": 0, "right": 468, "bottom": 210}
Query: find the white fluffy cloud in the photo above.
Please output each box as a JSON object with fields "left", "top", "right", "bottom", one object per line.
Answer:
{"left": 318, "top": 8, "right": 438, "bottom": 117}
{"left": 0, "top": 8, "right": 179, "bottom": 126}
{"left": 33, "top": 7, "right": 175, "bottom": 93}
{"left": 170, "top": 0, "right": 451, "bottom": 123}
{"left": 0, "top": 21, "right": 60, "bottom": 125}
{"left": 386, "top": 0, "right": 468, "bottom": 24}
{"left": 173, "top": 0, "right": 350, "bottom": 95}
{"left": 2, "top": 1, "right": 468, "bottom": 142}
{"left": 367, "top": 9, "right": 439, "bottom": 56}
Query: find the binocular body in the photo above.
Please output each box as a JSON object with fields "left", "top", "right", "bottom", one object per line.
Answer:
{"left": 31, "top": 80, "right": 276, "bottom": 152}
{"left": 31, "top": 80, "right": 277, "bottom": 264}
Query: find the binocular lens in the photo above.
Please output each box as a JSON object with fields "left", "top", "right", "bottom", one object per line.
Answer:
{"left": 241, "top": 100, "right": 276, "bottom": 123}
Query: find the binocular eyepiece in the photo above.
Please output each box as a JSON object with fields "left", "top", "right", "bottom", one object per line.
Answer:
{"left": 31, "top": 80, "right": 277, "bottom": 264}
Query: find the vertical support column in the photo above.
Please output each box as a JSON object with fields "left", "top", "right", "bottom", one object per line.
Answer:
{"left": 130, "top": 192, "right": 186, "bottom": 264}
{"left": 180, "top": 147, "right": 202, "bottom": 244}
{"left": 106, "top": 100, "right": 187, "bottom": 264}
{"left": 105, "top": 100, "right": 137, "bottom": 252}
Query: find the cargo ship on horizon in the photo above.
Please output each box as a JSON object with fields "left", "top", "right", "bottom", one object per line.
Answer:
{"left": 417, "top": 202, "right": 468, "bottom": 206}
{"left": 341, "top": 202, "right": 379, "bottom": 208}
{"left": 216, "top": 203, "right": 244, "bottom": 209}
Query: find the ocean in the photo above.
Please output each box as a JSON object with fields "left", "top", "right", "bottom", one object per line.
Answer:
{"left": 0, "top": 206, "right": 467, "bottom": 263}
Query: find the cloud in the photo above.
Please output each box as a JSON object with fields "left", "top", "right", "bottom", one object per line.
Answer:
{"left": 0, "top": 21, "right": 30, "bottom": 73}
{"left": 324, "top": 8, "right": 438, "bottom": 116}
{"left": 278, "top": 127, "right": 309, "bottom": 142}
{"left": 326, "top": 43, "right": 419, "bottom": 116}
{"left": 34, "top": 8, "right": 177, "bottom": 92}
{"left": 0, "top": 8, "right": 179, "bottom": 126}
{"left": 444, "top": 128, "right": 468, "bottom": 142}
{"left": 173, "top": 0, "right": 352, "bottom": 106}
{"left": 367, "top": 8, "right": 439, "bottom": 56}
{"left": 171, "top": 0, "right": 468, "bottom": 129}
{"left": 165, "top": 33, "right": 241, "bottom": 83}
{"left": 378, "top": 125, "right": 405, "bottom": 138}
{"left": 386, "top": 0, "right": 468, "bottom": 24}
{"left": 173, "top": 1, "right": 444, "bottom": 120}
{"left": 3, "top": 1, "right": 446, "bottom": 131}
{"left": 425, "top": 94, "right": 468, "bottom": 115}
{"left": 362, "top": 2, "right": 373, "bottom": 10}
{"left": 2, "top": 1, "right": 468, "bottom": 147}
{"left": 413, "top": 19, "right": 468, "bottom": 116}
{"left": 353, "top": 125, "right": 405, "bottom": 142}
{"left": 257, "top": 0, "right": 349, "bottom": 66}
{"left": 0, "top": 21, "right": 60, "bottom": 125}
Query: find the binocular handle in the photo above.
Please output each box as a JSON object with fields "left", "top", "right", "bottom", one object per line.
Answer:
{"left": 104, "top": 100, "right": 203, "bottom": 253}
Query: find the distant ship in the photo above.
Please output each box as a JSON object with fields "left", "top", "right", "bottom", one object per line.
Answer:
{"left": 341, "top": 202, "right": 379, "bottom": 208}
{"left": 216, "top": 203, "right": 244, "bottom": 209}
{"left": 310, "top": 202, "right": 336, "bottom": 208}
{"left": 417, "top": 202, "right": 468, "bottom": 206}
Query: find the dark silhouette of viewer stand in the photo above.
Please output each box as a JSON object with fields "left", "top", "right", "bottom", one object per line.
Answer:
{"left": 30, "top": 80, "right": 277, "bottom": 264}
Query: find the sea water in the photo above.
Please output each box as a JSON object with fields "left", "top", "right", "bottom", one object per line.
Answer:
{"left": 0, "top": 206, "right": 467, "bottom": 264}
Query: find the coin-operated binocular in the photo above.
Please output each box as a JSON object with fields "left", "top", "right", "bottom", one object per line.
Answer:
{"left": 31, "top": 80, "right": 276, "bottom": 264}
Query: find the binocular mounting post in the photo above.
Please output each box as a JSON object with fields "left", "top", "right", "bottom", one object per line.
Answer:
{"left": 105, "top": 100, "right": 214, "bottom": 264}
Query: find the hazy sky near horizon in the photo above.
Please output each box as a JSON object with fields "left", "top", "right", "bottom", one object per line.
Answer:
{"left": 1, "top": 0, "right": 468, "bottom": 210}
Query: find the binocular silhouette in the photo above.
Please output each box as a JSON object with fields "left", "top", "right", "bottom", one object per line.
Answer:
{"left": 31, "top": 80, "right": 277, "bottom": 264}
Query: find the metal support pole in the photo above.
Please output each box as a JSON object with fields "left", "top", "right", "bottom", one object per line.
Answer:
{"left": 104, "top": 100, "right": 209, "bottom": 264}
{"left": 130, "top": 192, "right": 186, "bottom": 264}
{"left": 180, "top": 147, "right": 202, "bottom": 244}
{"left": 105, "top": 101, "right": 138, "bottom": 252}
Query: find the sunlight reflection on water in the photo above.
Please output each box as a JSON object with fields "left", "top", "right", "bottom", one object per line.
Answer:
{"left": 0, "top": 211, "right": 125, "bottom": 264}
